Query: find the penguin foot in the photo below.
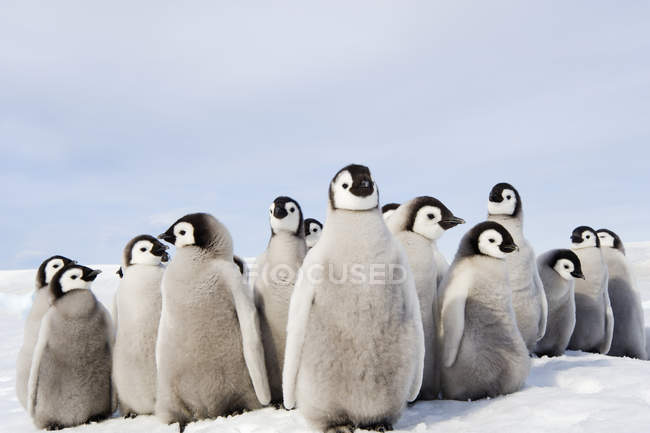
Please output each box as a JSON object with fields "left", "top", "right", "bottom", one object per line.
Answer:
{"left": 361, "top": 423, "right": 393, "bottom": 432}
{"left": 87, "top": 414, "right": 107, "bottom": 423}
{"left": 45, "top": 423, "right": 64, "bottom": 431}
{"left": 228, "top": 408, "right": 248, "bottom": 417}
{"left": 272, "top": 402, "right": 286, "bottom": 410}
{"left": 177, "top": 420, "right": 187, "bottom": 433}
{"left": 124, "top": 412, "right": 138, "bottom": 419}
{"left": 325, "top": 424, "right": 355, "bottom": 433}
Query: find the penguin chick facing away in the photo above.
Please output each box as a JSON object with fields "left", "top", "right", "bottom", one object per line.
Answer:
{"left": 283, "top": 164, "right": 424, "bottom": 433}
{"left": 386, "top": 196, "right": 464, "bottom": 400}
{"left": 16, "top": 255, "right": 73, "bottom": 409}
{"left": 567, "top": 226, "right": 614, "bottom": 354}
{"left": 113, "top": 235, "right": 169, "bottom": 417}
{"left": 534, "top": 249, "right": 584, "bottom": 357}
{"left": 156, "top": 213, "right": 270, "bottom": 432}
{"left": 304, "top": 218, "right": 323, "bottom": 250}
{"left": 28, "top": 263, "right": 115, "bottom": 430}
{"left": 487, "top": 182, "right": 548, "bottom": 353}
{"left": 439, "top": 221, "right": 531, "bottom": 401}
{"left": 254, "top": 196, "right": 307, "bottom": 404}
{"left": 597, "top": 229, "right": 646, "bottom": 359}
{"left": 381, "top": 202, "right": 400, "bottom": 220}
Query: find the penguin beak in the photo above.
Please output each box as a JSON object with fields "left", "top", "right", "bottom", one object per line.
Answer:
{"left": 349, "top": 176, "right": 374, "bottom": 197}
{"left": 439, "top": 216, "right": 466, "bottom": 230}
{"left": 83, "top": 269, "right": 102, "bottom": 282}
{"left": 158, "top": 231, "right": 176, "bottom": 245}
{"left": 500, "top": 243, "right": 518, "bottom": 253}
{"left": 571, "top": 270, "right": 585, "bottom": 279}
{"left": 570, "top": 235, "right": 582, "bottom": 244}
{"left": 273, "top": 206, "right": 288, "bottom": 219}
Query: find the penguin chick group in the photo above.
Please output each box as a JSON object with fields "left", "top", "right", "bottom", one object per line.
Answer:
{"left": 16, "top": 162, "right": 646, "bottom": 433}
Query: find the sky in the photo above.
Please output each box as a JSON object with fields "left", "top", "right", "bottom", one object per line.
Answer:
{"left": 1, "top": 1, "right": 649, "bottom": 270}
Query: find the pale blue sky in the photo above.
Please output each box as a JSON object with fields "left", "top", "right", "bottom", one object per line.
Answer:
{"left": 1, "top": 1, "right": 649, "bottom": 269}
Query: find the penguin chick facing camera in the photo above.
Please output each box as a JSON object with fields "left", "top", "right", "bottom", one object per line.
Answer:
{"left": 439, "top": 221, "right": 530, "bottom": 401}
{"left": 28, "top": 263, "right": 116, "bottom": 430}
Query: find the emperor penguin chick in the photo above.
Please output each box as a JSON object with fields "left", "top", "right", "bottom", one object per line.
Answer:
{"left": 487, "top": 182, "right": 548, "bottom": 352}
{"left": 283, "top": 164, "right": 424, "bottom": 433}
{"left": 534, "top": 249, "right": 584, "bottom": 357}
{"left": 156, "top": 213, "right": 270, "bottom": 432}
{"left": 597, "top": 229, "right": 646, "bottom": 359}
{"left": 304, "top": 218, "right": 323, "bottom": 250}
{"left": 16, "top": 255, "right": 73, "bottom": 409}
{"left": 567, "top": 226, "right": 614, "bottom": 354}
{"left": 113, "top": 235, "right": 169, "bottom": 417}
{"left": 254, "top": 196, "right": 307, "bottom": 404}
{"left": 386, "top": 196, "right": 464, "bottom": 400}
{"left": 439, "top": 221, "right": 530, "bottom": 401}
{"left": 28, "top": 263, "right": 115, "bottom": 430}
{"left": 381, "top": 202, "right": 400, "bottom": 220}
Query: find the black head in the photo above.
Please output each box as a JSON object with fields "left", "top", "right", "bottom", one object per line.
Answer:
{"left": 123, "top": 234, "right": 169, "bottom": 267}
{"left": 269, "top": 196, "right": 304, "bottom": 237}
{"left": 329, "top": 164, "right": 379, "bottom": 210}
{"left": 487, "top": 182, "right": 522, "bottom": 217}
{"left": 457, "top": 221, "right": 518, "bottom": 259}
{"left": 159, "top": 212, "right": 233, "bottom": 256}
{"left": 50, "top": 262, "right": 102, "bottom": 299}
{"left": 405, "top": 196, "right": 465, "bottom": 232}
{"left": 381, "top": 203, "right": 400, "bottom": 214}
{"left": 571, "top": 226, "right": 600, "bottom": 249}
{"left": 304, "top": 218, "right": 323, "bottom": 235}
{"left": 548, "top": 249, "right": 585, "bottom": 279}
{"left": 36, "top": 255, "right": 74, "bottom": 289}
{"left": 596, "top": 228, "right": 625, "bottom": 254}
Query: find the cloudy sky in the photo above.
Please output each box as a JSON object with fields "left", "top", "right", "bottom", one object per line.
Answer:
{"left": 2, "top": 1, "right": 649, "bottom": 269}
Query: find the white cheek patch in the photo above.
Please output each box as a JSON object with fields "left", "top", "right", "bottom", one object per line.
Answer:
{"left": 305, "top": 224, "right": 322, "bottom": 248}
{"left": 598, "top": 233, "right": 615, "bottom": 248}
{"left": 131, "top": 240, "right": 161, "bottom": 266}
{"left": 554, "top": 259, "right": 574, "bottom": 280}
{"left": 412, "top": 205, "right": 444, "bottom": 240}
{"left": 478, "top": 229, "right": 505, "bottom": 258}
{"left": 382, "top": 209, "right": 396, "bottom": 220}
{"left": 174, "top": 222, "right": 196, "bottom": 248}
{"left": 44, "top": 259, "right": 65, "bottom": 284}
{"left": 270, "top": 202, "right": 301, "bottom": 234}
{"left": 488, "top": 189, "right": 517, "bottom": 216}
{"left": 574, "top": 232, "right": 597, "bottom": 249}
{"left": 60, "top": 269, "right": 90, "bottom": 293}
{"left": 331, "top": 171, "right": 379, "bottom": 211}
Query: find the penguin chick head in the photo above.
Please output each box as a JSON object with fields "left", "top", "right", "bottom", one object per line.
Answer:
{"left": 329, "top": 164, "right": 378, "bottom": 211}
{"left": 597, "top": 228, "right": 625, "bottom": 254}
{"left": 406, "top": 196, "right": 465, "bottom": 241}
{"left": 571, "top": 226, "right": 599, "bottom": 249}
{"left": 459, "top": 221, "right": 517, "bottom": 259}
{"left": 50, "top": 263, "right": 101, "bottom": 299}
{"left": 381, "top": 203, "right": 400, "bottom": 220}
{"left": 124, "top": 234, "right": 169, "bottom": 267}
{"left": 304, "top": 218, "right": 323, "bottom": 248}
{"left": 487, "top": 182, "right": 521, "bottom": 217}
{"left": 159, "top": 212, "right": 233, "bottom": 256}
{"left": 36, "top": 255, "right": 74, "bottom": 289}
{"left": 269, "top": 196, "right": 304, "bottom": 236}
{"left": 550, "top": 249, "right": 585, "bottom": 280}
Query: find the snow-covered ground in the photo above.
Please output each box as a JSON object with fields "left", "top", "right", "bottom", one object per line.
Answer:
{"left": 2, "top": 245, "right": 650, "bottom": 433}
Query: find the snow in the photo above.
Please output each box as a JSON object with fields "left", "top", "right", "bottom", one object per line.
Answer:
{"left": 2, "top": 250, "right": 650, "bottom": 433}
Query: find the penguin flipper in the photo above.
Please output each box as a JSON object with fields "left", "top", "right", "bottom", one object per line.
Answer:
{"left": 27, "top": 310, "right": 53, "bottom": 416}
{"left": 282, "top": 263, "right": 316, "bottom": 410}
{"left": 534, "top": 266, "right": 548, "bottom": 341}
{"left": 439, "top": 263, "right": 472, "bottom": 368}
{"left": 402, "top": 258, "right": 424, "bottom": 402}
{"left": 227, "top": 265, "right": 271, "bottom": 405}
{"left": 100, "top": 305, "right": 118, "bottom": 413}
{"left": 601, "top": 276, "right": 614, "bottom": 354}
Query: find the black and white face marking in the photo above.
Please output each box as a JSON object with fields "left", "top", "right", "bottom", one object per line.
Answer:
{"left": 50, "top": 263, "right": 102, "bottom": 299}
{"left": 406, "top": 197, "right": 465, "bottom": 240}
{"left": 159, "top": 214, "right": 210, "bottom": 248}
{"left": 571, "top": 226, "right": 600, "bottom": 249}
{"left": 550, "top": 249, "right": 584, "bottom": 280}
{"left": 125, "top": 235, "right": 169, "bottom": 266}
{"left": 597, "top": 228, "right": 625, "bottom": 254}
{"left": 466, "top": 221, "right": 517, "bottom": 259}
{"left": 304, "top": 218, "right": 323, "bottom": 248}
{"left": 329, "top": 164, "right": 379, "bottom": 211}
{"left": 487, "top": 182, "right": 521, "bottom": 217}
{"left": 36, "top": 255, "right": 74, "bottom": 289}
{"left": 269, "top": 196, "right": 303, "bottom": 236}
{"left": 381, "top": 203, "right": 400, "bottom": 220}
